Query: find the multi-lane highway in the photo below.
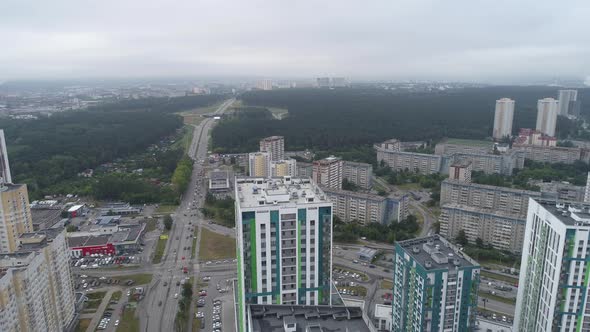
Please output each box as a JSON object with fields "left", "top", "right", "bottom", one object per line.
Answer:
{"left": 137, "top": 98, "right": 235, "bottom": 332}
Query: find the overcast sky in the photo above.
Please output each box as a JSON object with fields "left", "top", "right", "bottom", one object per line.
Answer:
{"left": 1, "top": 0, "right": 589, "bottom": 82}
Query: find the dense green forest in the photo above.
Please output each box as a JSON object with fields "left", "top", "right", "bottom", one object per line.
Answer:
{"left": 0, "top": 94, "right": 223, "bottom": 199}
{"left": 211, "top": 87, "right": 590, "bottom": 153}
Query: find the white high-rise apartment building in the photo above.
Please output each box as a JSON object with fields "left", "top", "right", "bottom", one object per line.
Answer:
{"left": 248, "top": 152, "right": 270, "bottom": 178}
{"left": 259, "top": 136, "right": 285, "bottom": 161}
{"left": 536, "top": 98, "right": 559, "bottom": 137}
{"left": 234, "top": 177, "right": 333, "bottom": 332}
{"left": 256, "top": 79, "right": 273, "bottom": 91}
{"left": 0, "top": 130, "right": 12, "bottom": 184}
{"left": 558, "top": 89, "right": 578, "bottom": 116}
{"left": 585, "top": 172, "right": 590, "bottom": 203}
{"left": 0, "top": 228, "right": 76, "bottom": 332}
{"left": 270, "top": 159, "right": 296, "bottom": 177}
{"left": 492, "top": 98, "right": 515, "bottom": 140}
{"left": 515, "top": 198, "right": 590, "bottom": 331}
{"left": 312, "top": 156, "right": 343, "bottom": 190}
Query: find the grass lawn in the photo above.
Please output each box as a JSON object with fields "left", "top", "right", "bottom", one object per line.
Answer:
{"left": 481, "top": 271, "right": 519, "bottom": 285}
{"left": 111, "top": 274, "right": 153, "bottom": 285}
{"left": 191, "top": 227, "right": 199, "bottom": 259}
{"left": 267, "top": 107, "right": 288, "bottom": 119}
{"left": 84, "top": 291, "right": 107, "bottom": 310}
{"left": 145, "top": 218, "right": 158, "bottom": 232}
{"left": 479, "top": 292, "right": 516, "bottom": 305}
{"left": 198, "top": 227, "right": 236, "bottom": 261}
{"left": 192, "top": 317, "right": 202, "bottom": 331}
{"left": 116, "top": 307, "right": 139, "bottom": 332}
{"left": 111, "top": 291, "right": 122, "bottom": 302}
{"left": 156, "top": 205, "right": 178, "bottom": 214}
{"left": 152, "top": 231, "right": 169, "bottom": 264}
{"left": 381, "top": 280, "right": 393, "bottom": 290}
{"left": 75, "top": 318, "right": 91, "bottom": 332}
{"left": 86, "top": 291, "right": 107, "bottom": 301}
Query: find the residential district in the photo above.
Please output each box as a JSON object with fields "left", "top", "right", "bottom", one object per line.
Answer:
{"left": 1, "top": 89, "right": 590, "bottom": 332}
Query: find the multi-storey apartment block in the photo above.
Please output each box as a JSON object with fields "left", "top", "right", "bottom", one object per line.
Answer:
{"left": 296, "top": 162, "right": 313, "bottom": 179}
{"left": 0, "top": 228, "right": 76, "bottom": 332}
{"left": 234, "top": 177, "right": 333, "bottom": 332}
{"left": 515, "top": 199, "right": 590, "bottom": 331}
{"left": 342, "top": 161, "right": 373, "bottom": 189}
{"left": 259, "top": 136, "right": 285, "bottom": 161}
{"left": 323, "top": 188, "right": 408, "bottom": 224}
{"left": 375, "top": 139, "right": 442, "bottom": 175}
{"left": 312, "top": 156, "right": 343, "bottom": 190}
{"left": 248, "top": 152, "right": 270, "bottom": 178}
{"left": 392, "top": 235, "right": 480, "bottom": 332}
{"left": 0, "top": 183, "right": 34, "bottom": 253}
{"left": 439, "top": 179, "right": 541, "bottom": 252}
{"left": 270, "top": 159, "right": 296, "bottom": 177}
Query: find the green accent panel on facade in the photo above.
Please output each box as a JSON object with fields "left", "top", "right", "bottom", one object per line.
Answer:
{"left": 271, "top": 210, "right": 280, "bottom": 304}
{"left": 237, "top": 245, "right": 244, "bottom": 332}
{"left": 250, "top": 218, "right": 257, "bottom": 294}
{"left": 298, "top": 209, "right": 305, "bottom": 292}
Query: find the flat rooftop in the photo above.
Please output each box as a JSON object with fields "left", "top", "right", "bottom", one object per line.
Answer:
{"left": 249, "top": 304, "right": 371, "bottom": 332}
{"left": 32, "top": 208, "right": 63, "bottom": 229}
{"left": 536, "top": 199, "right": 590, "bottom": 227}
{"left": 397, "top": 235, "right": 478, "bottom": 270}
{"left": 210, "top": 170, "right": 229, "bottom": 180}
{"left": 444, "top": 138, "right": 493, "bottom": 147}
{"left": 236, "top": 177, "right": 330, "bottom": 209}
{"left": 322, "top": 188, "right": 386, "bottom": 202}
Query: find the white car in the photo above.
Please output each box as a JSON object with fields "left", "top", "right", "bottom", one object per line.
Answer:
{"left": 114, "top": 320, "right": 120, "bottom": 326}
{"left": 174, "top": 293, "right": 178, "bottom": 299}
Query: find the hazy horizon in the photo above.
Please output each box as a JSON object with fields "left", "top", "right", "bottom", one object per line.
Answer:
{"left": 2, "top": 0, "right": 589, "bottom": 83}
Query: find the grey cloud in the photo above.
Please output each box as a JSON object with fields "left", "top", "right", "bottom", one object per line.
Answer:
{"left": 0, "top": 0, "right": 589, "bottom": 82}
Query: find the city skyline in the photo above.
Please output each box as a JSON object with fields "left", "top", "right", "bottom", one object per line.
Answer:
{"left": 1, "top": 1, "right": 589, "bottom": 83}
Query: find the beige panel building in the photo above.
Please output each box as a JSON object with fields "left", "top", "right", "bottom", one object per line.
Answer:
{"left": 0, "top": 228, "right": 76, "bottom": 332}
{"left": 439, "top": 204, "right": 526, "bottom": 253}
{"left": 342, "top": 161, "right": 373, "bottom": 189}
{"left": 312, "top": 156, "right": 343, "bottom": 190}
{"left": 259, "top": 136, "right": 285, "bottom": 161}
{"left": 512, "top": 144, "right": 582, "bottom": 164}
{"left": 248, "top": 152, "right": 270, "bottom": 178}
{"left": 448, "top": 162, "right": 472, "bottom": 183}
{"left": 492, "top": 98, "right": 515, "bottom": 140}
{"left": 270, "top": 159, "right": 296, "bottom": 177}
{"left": 296, "top": 162, "right": 313, "bottom": 179}
{"left": 0, "top": 183, "right": 34, "bottom": 253}
{"left": 536, "top": 98, "right": 559, "bottom": 136}
{"left": 323, "top": 188, "right": 388, "bottom": 225}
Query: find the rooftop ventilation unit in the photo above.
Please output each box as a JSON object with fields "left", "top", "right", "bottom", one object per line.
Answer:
{"left": 412, "top": 246, "right": 420, "bottom": 254}
{"left": 425, "top": 261, "right": 432, "bottom": 268}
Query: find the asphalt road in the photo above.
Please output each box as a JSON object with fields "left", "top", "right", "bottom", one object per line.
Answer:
{"left": 137, "top": 98, "right": 235, "bottom": 332}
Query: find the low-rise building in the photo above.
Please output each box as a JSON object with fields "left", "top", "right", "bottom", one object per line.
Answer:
{"left": 67, "top": 223, "right": 145, "bottom": 257}
{"left": 0, "top": 228, "right": 76, "bottom": 332}
{"left": 208, "top": 169, "right": 231, "bottom": 194}
{"left": 98, "top": 202, "right": 140, "bottom": 216}
{"left": 342, "top": 161, "right": 373, "bottom": 189}
{"left": 248, "top": 304, "right": 371, "bottom": 332}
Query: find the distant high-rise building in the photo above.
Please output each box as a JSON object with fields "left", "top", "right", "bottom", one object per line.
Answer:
{"left": 234, "top": 177, "right": 333, "bottom": 332}
{"left": 585, "top": 172, "right": 590, "bottom": 203}
{"left": 316, "top": 77, "right": 331, "bottom": 88}
{"left": 312, "top": 156, "right": 343, "bottom": 190}
{"left": 558, "top": 89, "right": 578, "bottom": 116}
{"left": 515, "top": 199, "right": 590, "bottom": 331}
{"left": 270, "top": 159, "right": 296, "bottom": 177}
{"left": 256, "top": 79, "right": 273, "bottom": 91}
{"left": 0, "top": 228, "right": 76, "bottom": 331}
{"left": 492, "top": 98, "right": 515, "bottom": 140}
{"left": 448, "top": 161, "right": 472, "bottom": 183}
{"left": 259, "top": 136, "right": 285, "bottom": 161}
{"left": 248, "top": 152, "right": 270, "bottom": 177}
{"left": 536, "top": 98, "right": 559, "bottom": 136}
{"left": 392, "top": 235, "right": 480, "bottom": 332}
{"left": 331, "top": 77, "right": 347, "bottom": 87}
{"left": 0, "top": 130, "right": 12, "bottom": 184}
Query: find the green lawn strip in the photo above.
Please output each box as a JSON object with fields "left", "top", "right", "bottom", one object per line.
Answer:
{"left": 75, "top": 318, "right": 91, "bottom": 332}
{"left": 479, "top": 292, "right": 516, "bottom": 305}
{"left": 481, "top": 270, "right": 519, "bottom": 285}
{"left": 116, "top": 307, "right": 139, "bottom": 332}
{"left": 152, "top": 230, "right": 169, "bottom": 264}
{"left": 191, "top": 227, "right": 199, "bottom": 259}
{"left": 155, "top": 205, "right": 178, "bottom": 214}
{"left": 381, "top": 280, "right": 393, "bottom": 290}
{"left": 198, "top": 227, "right": 236, "bottom": 261}
{"left": 111, "top": 274, "right": 153, "bottom": 285}
{"left": 145, "top": 218, "right": 158, "bottom": 232}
